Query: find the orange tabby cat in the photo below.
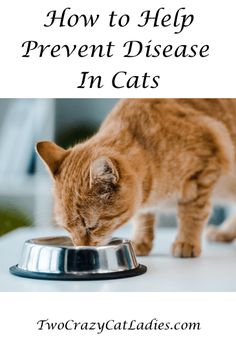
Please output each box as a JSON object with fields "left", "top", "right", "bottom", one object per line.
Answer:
{"left": 36, "top": 99, "right": 236, "bottom": 257}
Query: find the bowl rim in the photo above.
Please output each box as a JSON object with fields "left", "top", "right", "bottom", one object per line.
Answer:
{"left": 25, "top": 236, "right": 132, "bottom": 251}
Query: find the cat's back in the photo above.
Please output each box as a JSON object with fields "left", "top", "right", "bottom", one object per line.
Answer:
{"left": 119, "top": 98, "right": 236, "bottom": 122}
{"left": 104, "top": 98, "right": 236, "bottom": 122}
{"left": 102, "top": 99, "right": 236, "bottom": 142}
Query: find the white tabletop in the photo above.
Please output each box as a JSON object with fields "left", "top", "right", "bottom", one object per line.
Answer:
{"left": 0, "top": 225, "right": 236, "bottom": 291}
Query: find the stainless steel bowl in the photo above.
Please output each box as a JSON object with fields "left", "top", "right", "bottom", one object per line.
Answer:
{"left": 10, "top": 237, "right": 147, "bottom": 280}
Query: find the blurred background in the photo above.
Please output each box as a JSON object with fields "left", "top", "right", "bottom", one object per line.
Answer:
{"left": 0, "top": 99, "right": 227, "bottom": 237}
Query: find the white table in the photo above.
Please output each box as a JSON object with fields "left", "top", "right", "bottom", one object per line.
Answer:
{"left": 1, "top": 225, "right": 236, "bottom": 291}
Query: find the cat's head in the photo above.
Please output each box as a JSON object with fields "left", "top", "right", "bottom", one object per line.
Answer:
{"left": 36, "top": 141, "right": 138, "bottom": 246}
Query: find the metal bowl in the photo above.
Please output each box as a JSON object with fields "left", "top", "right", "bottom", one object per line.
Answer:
{"left": 10, "top": 236, "right": 147, "bottom": 280}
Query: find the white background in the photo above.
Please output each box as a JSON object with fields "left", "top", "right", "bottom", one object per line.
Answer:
{"left": 0, "top": 0, "right": 236, "bottom": 352}
{"left": 0, "top": 293, "right": 235, "bottom": 354}
{"left": 0, "top": 0, "right": 235, "bottom": 97}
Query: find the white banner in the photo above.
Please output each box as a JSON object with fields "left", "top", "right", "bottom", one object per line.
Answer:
{"left": 0, "top": 292, "right": 235, "bottom": 353}
{"left": 0, "top": 0, "right": 235, "bottom": 97}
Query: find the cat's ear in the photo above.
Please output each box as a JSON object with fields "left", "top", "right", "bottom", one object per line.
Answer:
{"left": 35, "top": 141, "right": 69, "bottom": 175}
{"left": 90, "top": 157, "right": 119, "bottom": 194}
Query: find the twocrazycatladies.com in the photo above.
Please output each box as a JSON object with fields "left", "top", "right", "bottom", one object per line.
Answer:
{"left": 36, "top": 318, "right": 201, "bottom": 334}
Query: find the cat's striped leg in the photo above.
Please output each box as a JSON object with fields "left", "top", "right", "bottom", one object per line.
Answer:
{"left": 173, "top": 168, "right": 219, "bottom": 258}
{"left": 132, "top": 212, "right": 156, "bottom": 256}
{"left": 206, "top": 214, "right": 236, "bottom": 243}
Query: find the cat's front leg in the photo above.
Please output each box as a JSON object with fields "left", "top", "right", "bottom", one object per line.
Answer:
{"left": 132, "top": 212, "right": 156, "bottom": 256}
{"left": 173, "top": 169, "right": 219, "bottom": 258}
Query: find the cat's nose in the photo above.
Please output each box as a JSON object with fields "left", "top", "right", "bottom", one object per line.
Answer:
{"left": 71, "top": 235, "right": 89, "bottom": 246}
{"left": 70, "top": 227, "right": 89, "bottom": 246}
{"left": 72, "top": 235, "right": 103, "bottom": 247}
{"left": 87, "top": 239, "right": 101, "bottom": 246}
{"left": 70, "top": 227, "right": 107, "bottom": 246}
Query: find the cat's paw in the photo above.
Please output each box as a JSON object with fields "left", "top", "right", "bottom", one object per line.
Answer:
{"left": 206, "top": 226, "right": 236, "bottom": 243}
{"left": 132, "top": 241, "right": 152, "bottom": 256}
{"left": 172, "top": 241, "right": 201, "bottom": 258}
